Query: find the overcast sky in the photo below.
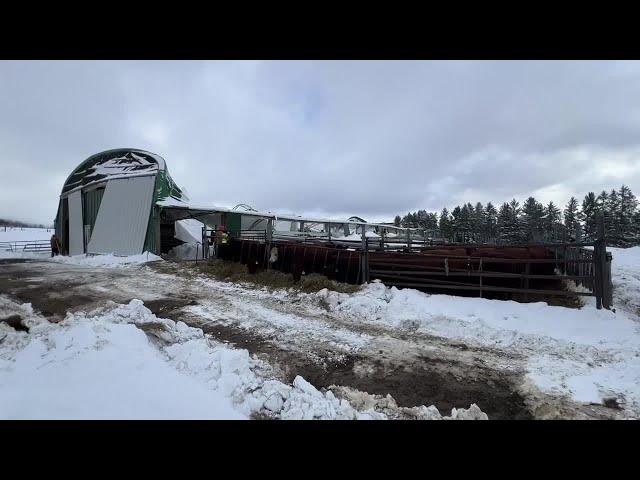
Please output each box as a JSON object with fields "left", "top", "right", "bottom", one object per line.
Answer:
{"left": 1, "top": 60, "right": 640, "bottom": 225}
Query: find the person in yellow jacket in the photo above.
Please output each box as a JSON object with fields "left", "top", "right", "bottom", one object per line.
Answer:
{"left": 214, "top": 225, "right": 229, "bottom": 258}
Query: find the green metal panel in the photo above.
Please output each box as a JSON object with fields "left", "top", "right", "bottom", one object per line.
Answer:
{"left": 143, "top": 205, "right": 160, "bottom": 254}
{"left": 155, "top": 169, "right": 187, "bottom": 203}
{"left": 225, "top": 212, "right": 242, "bottom": 237}
{"left": 143, "top": 175, "right": 161, "bottom": 255}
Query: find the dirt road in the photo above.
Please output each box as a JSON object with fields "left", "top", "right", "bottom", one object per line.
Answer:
{"left": 0, "top": 258, "right": 623, "bottom": 419}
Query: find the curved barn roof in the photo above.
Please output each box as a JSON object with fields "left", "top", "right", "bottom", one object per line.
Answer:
{"left": 61, "top": 148, "right": 186, "bottom": 204}
{"left": 61, "top": 148, "right": 167, "bottom": 195}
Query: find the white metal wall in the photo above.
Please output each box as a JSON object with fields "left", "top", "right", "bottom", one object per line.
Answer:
{"left": 67, "top": 190, "right": 84, "bottom": 255}
{"left": 87, "top": 175, "right": 156, "bottom": 255}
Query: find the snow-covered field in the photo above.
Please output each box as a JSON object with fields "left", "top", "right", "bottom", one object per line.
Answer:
{"left": 0, "top": 226, "right": 52, "bottom": 243}
{"left": 1, "top": 243, "right": 639, "bottom": 419}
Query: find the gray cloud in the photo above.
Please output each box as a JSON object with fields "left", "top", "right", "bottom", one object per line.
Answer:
{"left": 1, "top": 60, "right": 640, "bottom": 224}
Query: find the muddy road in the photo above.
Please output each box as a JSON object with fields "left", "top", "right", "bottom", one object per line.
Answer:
{"left": 0, "top": 258, "right": 621, "bottom": 419}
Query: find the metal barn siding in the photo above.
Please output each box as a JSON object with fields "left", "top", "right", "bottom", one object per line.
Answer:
{"left": 67, "top": 190, "right": 84, "bottom": 255}
{"left": 226, "top": 212, "right": 242, "bottom": 235}
{"left": 143, "top": 205, "right": 161, "bottom": 254}
{"left": 82, "top": 187, "right": 104, "bottom": 246}
{"left": 86, "top": 175, "right": 156, "bottom": 255}
{"left": 55, "top": 199, "right": 62, "bottom": 242}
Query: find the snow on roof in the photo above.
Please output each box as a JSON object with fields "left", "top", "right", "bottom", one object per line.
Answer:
{"left": 61, "top": 149, "right": 166, "bottom": 196}
{"left": 157, "top": 198, "right": 414, "bottom": 230}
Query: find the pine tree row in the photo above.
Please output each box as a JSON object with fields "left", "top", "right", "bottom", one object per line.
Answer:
{"left": 394, "top": 185, "right": 639, "bottom": 246}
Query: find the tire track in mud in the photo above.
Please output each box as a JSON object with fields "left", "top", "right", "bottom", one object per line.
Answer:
{"left": 133, "top": 268, "right": 536, "bottom": 419}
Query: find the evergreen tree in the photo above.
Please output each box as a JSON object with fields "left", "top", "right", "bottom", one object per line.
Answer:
{"left": 605, "top": 189, "right": 620, "bottom": 241}
{"left": 451, "top": 206, "right": 463, "bottom": 242}
{"left": 497, "top": 200, "right": 521, "bottom": 243}
{"left": 393, "top": 215, "right": 401, "bottom": 227}
{"left": 564, "top": 196, "right": 581, "bottom": 237}
{"left": 543, "top": 201, "right": 562, "bottom": 239}
{"left": 473, "top": 202, "right": 485, "bottom": 242}
{"left": 425, "top": 212, "right": 439, "bottom": 231}
{"left": 484, "top": 202, "right": 498, "bottom": 241}
{"left": 509, "top": 199, "right": 524, "bottom": 241}
{"left": 597, "top": 190, "right": 609, "bottom": 214}
{"left": 582, "top": 192, "right": 598, "bottom": 239}
{"left": 522, "top": 196, "right": 545, "bottom": 241}
{"left": 459, "top": 204, "right": 473, "bottom": 242}
{"left": 618, "top": 185, "right": 638, "bottom": 245}
{"left": 439, "top": 208, "right": 452, "bottom": 240}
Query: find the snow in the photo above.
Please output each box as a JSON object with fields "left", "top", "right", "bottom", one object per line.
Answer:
{"left": 324, "top": 281, "right": 636, "bottom": 349}
{"left": 167, "top": 242, "right": 205, "bottom": 260}
{"left": 0, "top": 297, "right": 241, "bottom": 419}
{"left": 49, "top": 252, "right": 163, "bottom": 267}
{"left": 316, "top": 258, "right": 640, "bottom": 411}
{"left": 0, "top": 227, "right": 52, "bottom": 243}
{"left": 174, "top": 218, "right": 204, "bottom": 244}
{"left": 4, "top": 239, "right": 639, "bottom": 416}
{"left": 609, "top": 246, "right": 640, "bottom": 317}
{"left": 0, "top": 297, "right": 486, "bottom": 420}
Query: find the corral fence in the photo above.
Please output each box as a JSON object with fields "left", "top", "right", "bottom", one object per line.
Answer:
{"left": 0, "top": 239, "right": 51, "bottom": 255}
{"left": 364, "top": 241, "right": 612, "bottom": 309}
{"left": 199, "top": 215, "right": 614, "bottom": 310}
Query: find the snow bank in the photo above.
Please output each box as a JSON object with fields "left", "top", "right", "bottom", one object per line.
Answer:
{"left": 167, "top": 243, "right": 204, "bottom": 261}
{"left": 0, "top": 297, "right": 486, "bottom": 420}
{"left": 318, "top": 278, "right": 640, "bottom": 410}
{"left": 0, "top": 250, "right": 49, "bottom": 260}
{"left": 0, "top": 297, "right": 241, "bottom": 419}
{"left": 49, "top": 252, "right": 162, "bottom": 268}
{"left": 0, "top": 249, "right": 163, "bottom": 267}
{"left": 610, "top": 246, "right": 640, "bottom": 317}
{"left": 321, "top": 281, "right": 637, "bottom": 350}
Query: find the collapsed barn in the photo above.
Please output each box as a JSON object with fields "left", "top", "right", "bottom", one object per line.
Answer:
{"left": 54, "top": 148, "right": 614, "bottom": 309}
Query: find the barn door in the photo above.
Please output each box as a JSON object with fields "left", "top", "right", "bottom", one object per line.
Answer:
{"left": 67, "top": 190, "right": 84, "bottom": 255}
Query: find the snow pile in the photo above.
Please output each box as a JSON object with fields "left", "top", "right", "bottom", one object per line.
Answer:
{"left": 49, "top": 252, "right": 162, "bottom": 268}
{"left": 0, "top": 298, "right": 487, "bottom": 420}
{"left": 317, "top": 280, "right": 640, "bottom": 410}
{"left": 167, "top": 243, "right": 204, "bottom": 261}
{"left": 320, "top": 281, "right": 636, "bottom": 349}
{"left": 609, "top": 246, "right": 640, "bottom": 316}
{"left": 0, "top": 250, "right": 49, "bottom": 260}
{"left": 328, "top": 385, "right": 488, "bottom": 420}
{"left": 0, "top": 297, "right": 241, "bottom": 419}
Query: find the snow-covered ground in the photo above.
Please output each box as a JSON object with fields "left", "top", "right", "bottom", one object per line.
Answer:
{"left": 319, "top": 280, "right": 640, "bottom": 408}
{"left": 310, "top": 246, "right": 640, "bottom": 411}
{"left": 0, "top": 295, "right": 485, "bottom": 420}
{"left": 609, "top": 246, "right": 640, "bottom": 317}
{"left": 2, "top": 244, "right": 639, "bottom": 419}
{"left": 49, "top": 252, "right": 163, "bottom": 268}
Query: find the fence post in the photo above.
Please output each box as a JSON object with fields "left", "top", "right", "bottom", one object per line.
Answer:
{"left": 361, "top": 229, "right": 369, "bottom": 283}
{"left": 265, "top": 219, "right": 273, "bottom": 269}
{"left": 604, "top": 251, "right": 613, "bottom": 309}
{"left": 593, "top": 212, "right": 606, "bottom": 309}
